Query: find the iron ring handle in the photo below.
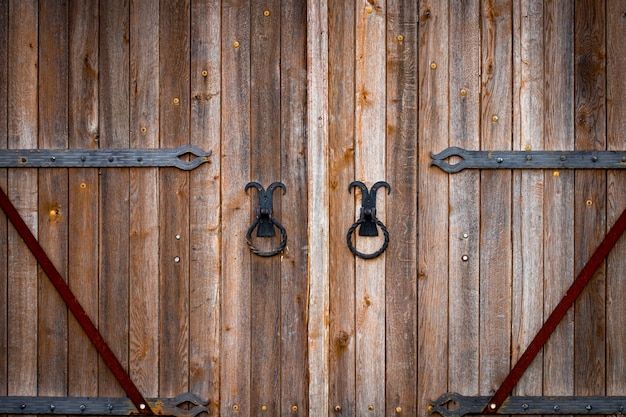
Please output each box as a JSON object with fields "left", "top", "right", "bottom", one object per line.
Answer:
{"left": 245, "top": 216, "right": 287, "bottom": 257}
{"left": 346, "top": 217, "right": 389, "bottom": 259}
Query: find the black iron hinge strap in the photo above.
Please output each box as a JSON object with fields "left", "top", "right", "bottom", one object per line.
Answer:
{"left": 0, "top": 185, "right": 153, "bottom": 415}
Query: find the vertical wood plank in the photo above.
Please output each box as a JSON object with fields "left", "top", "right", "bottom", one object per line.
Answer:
{"left": 606, "top": 0, "right": 626, "bottom": 397}
{"left": 354, "top": 0, "right": 386, "bottom": 414}
{"left": 0, "top": 0, "right": 8, "bottom": 404}
{"left": 250, "top": 1, "right": 282, "bottom": 414}
{"left": 129, "top": 0, "right": 159, "bottom": 398}
{"left": 543, "top": 0, "right": 575, "bottom": 398}
{"left": 511, "top": 0, "right": 544, "bottom": 396}
{"left": 479, "top": 0, "right": 513, "bottom": 395}
{"left": 385, "top": 0, "right": 418, "bottom": 413}
{"left": 7, "top": 0, "right": 38, "bottom": 399}
{"left": 159, "top": 0, "right": 190, "bottom": 398}
{"left": 448, "top": 0, "right": 480, "bottom": 399}
{"left": 37, "top": 0, "right": 69, "bottom": 398}
{"left": 68, "top": 0, "right": 99, "bottom": 398}
{"left": 327, "top": 0, "right": 355, "bottom": 413}
{"left": 306, "top": 0, "right": 329, "bottom": 415}
{"left": 189, "top": 0, "right": 220, "bottom": 413}
{"left": 98, "top": 0, "right": 130, "bottom": 397}
{"left": 280, "top": 0, "right": 308, "bottom": 414}
{"left": 574, "top": 0, "right": 606, "bottom": 397}
{"left": 220, "top": 0, "right": 251, "bottom": 414}
{"left": 418, "top": 0, "right": 449, "bottom": 415}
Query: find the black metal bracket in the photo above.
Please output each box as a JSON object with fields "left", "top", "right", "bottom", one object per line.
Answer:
{"left": 430, "top": 146, "right": 626, "bottom": 173}
{"left": 245, "top": 181, "right": 287, "bottom": 257}
{"left": 0, "top": 145, "right": 211, "bottom": 170}
{"left": 0, "top": 392, "right": 208, "bottom": 417}
{"left": 346, "top": 181, "right": 390, "bottom": 259}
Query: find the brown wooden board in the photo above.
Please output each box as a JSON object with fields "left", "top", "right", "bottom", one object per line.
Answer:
{"left": 129, "top": 0, "right": 159, "bottom": 399}
{"left": 0, "top": 0, "right": 8, "bottom": 408}
{"left": 37, "top": 0, "right": 69, "bottom": 399}
{"left": 574, "top": 0, "right": 607, "bottom": 397}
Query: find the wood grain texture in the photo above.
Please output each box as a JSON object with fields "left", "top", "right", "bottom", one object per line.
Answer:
{"left": 354, "top": 1, "right": 386, "bottom": 415}
{"left": 37, "top": 0, "right": 69, "bottom": 397}
{"left": 327, "top": 0, "right": 355, "bottom": 414}
{"left": 279, "top": 0, "right": 308, "bottom": 414}
{"left": 158, "top": 0, "right": 190, "bottom": 398}
{"left": 574, "top": 0, "right": 606, "bottom": 396}
{"left": 0, "top": 0, "right": 7, "bottom": 404}
{"left": 220, "top": 0, "right": 251, "bottom": 415}
{"left": 129, "top": 0, "right": 159, "bottom": 398}
{"left": 606, "top": 0, "right": 626, "bottom": 397}
{"left": 7, "top": 0, "right": 38, "bottom": 398}
{"left": 448, "top": 0, "right": 480, "bottom": 399}
{"left": 385, "top": 0, "right": 418, "bottom": 413}
{"left": 479, "top": 0, "right": 513, "bottom": 395}
{"left": 511, "top": 0, "right": 544, "bottom": 396}
{"left": 98, "top": 0, "right": 130, "bottom": 397}
{"left": 542, "top": 0, "right": 574, "bottom": 398}
{"left": 189, "top": 0, "right": 221, "bottom": 413}
{"left": 306, "top": 0, "right": 329, "bottom": 415}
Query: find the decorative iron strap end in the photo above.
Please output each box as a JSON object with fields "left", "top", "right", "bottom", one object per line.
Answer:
{"left": 347, "top": 181, "right": 390, "bottom": 259}
{"left": 430, "top": 146, "right": 626, "bottom": 173}
{"left": 0, "top": 392, "right": 208, "bottom": 417}
{"left": 430, "top": 392, "right": 626, "bottom": 417}
{"left": 245, "top": 181, "right": 287, "bottom": 257}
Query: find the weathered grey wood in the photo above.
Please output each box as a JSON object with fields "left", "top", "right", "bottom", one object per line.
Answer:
{"left": 279, "top": 1, "right": 308, "bottom": 414}
{"left": 448, "top": 0, "right": 480, "bottom": 401}
{"left": 479, "top": 0, "right": 513, "bottom": 396}
{"left": 220, "top": 0, "right": 251, "bottom": 415}
{"left": 7, "top": 0, "right": 39, "bottom": 401}
{"left": 37, "top": 0, "right": 69, "bottom": 399}
{"left": 606, "top": 0, "right": 626, "bottom": 398}
{"left": 511, "top": 0, "right": 544, "bottom": 397}
{"left": 189, "top": 0, "right": 220, "bottom": 414}
{"left": 158, "top": 0, "right": 190, "bottom": 399}
{"left": 418, "top": 0, "right": 449, "bottom": 415}
{"left": 306, "top": 0, "right": 329, "bottom": 415}
{"left": 129, "top": 0, "right": 159, "bottom": 399}
{"left": 574, "top": 0, "right": 606, "bottom": 397}
{"left": 542, "top": 0, "right": 575, "bottom": 399}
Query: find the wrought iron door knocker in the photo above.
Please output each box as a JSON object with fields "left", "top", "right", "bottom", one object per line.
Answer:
{"left": 346, "top": 180, "right": 390, "bottom": 259}
{"left": 245, "top": 181, "right": 287, "bottom": 257}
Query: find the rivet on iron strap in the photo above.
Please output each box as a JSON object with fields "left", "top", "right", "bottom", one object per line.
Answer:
{"left": 483, "top": 204, "right": 626, "bottom": 414}
{"left": 0, "top": 185, "right": 153, "bottom": 415}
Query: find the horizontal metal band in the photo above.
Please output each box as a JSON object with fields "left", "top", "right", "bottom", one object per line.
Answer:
{"left": 0, "top": 145, "right": 211, "bottom": 171}
{"left": 430, "top": 146, "right": 626, "bottom": 173}
{"left": 0, "top": 393, "right": 208, "bottom": 417}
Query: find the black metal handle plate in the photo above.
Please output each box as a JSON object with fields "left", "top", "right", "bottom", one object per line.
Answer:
{"left": 245, "top": 181, "right": 287, "bottom": 257}
{"left": 346, "top": 181, "right": 391, "bottom": 259}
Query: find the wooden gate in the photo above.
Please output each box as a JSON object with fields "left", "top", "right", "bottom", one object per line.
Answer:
{"left": 1, "top": 1, "right": 626, "bottom": 416}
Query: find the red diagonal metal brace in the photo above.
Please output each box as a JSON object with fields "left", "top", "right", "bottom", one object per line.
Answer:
{"left": 484, "top": 204, "right": 626, "bottom": 414}
{"left": 0, "top": 185, "right": 153, "bottom": 415}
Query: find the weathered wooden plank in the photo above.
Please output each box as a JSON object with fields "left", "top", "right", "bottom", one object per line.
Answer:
{"left": 574, "top": 0, "right": 606, "bottom": 397}
{"left": 385, "top": 0, "right": 418, "bottom": 414}
{"left": 159, "top": 0, "right": 190, "bottom": 398}
{"left": 279, "top": 0, "right": 308, "bottom": 414}
{"left": 189, "top": 0, "right": 220, "bottom": 413}
{"left": 306, "top": 0, "right": 329, "bottom": 415}
{"left": 479, "top": 0, "right": 513, "bottom": 396}
{"left": 68, "top": 0, "right": 99, "bottom": 398}
{"left": 542, "top": 0, "right": 574, "bottom": 398}
{"left": 129, "top": 0, "right": 159, "bottom": 399}
{"left": 7, "top": 0, "right": 38, "bottom": 399}
{"left": 250, "top": 1, "right": 282, "bottom": 414}
{"left": 511, "top": 0, "right": 544, "bottom": 396}
{"left": 0, "top": 0, "right": 8, "bottom": 405}
{"left": 327, "top": 0, "right": 355, "bottom": 414}
{"left": 354, "top": 0, "right": 386, "bottom": 414}
{"left": 448, "top": 0, "right": 480, "bottom": 400}
{"left": 220, "top": 0, "right": 251, "bottom": 415}
{"left": 98, "top": 0, "right": 130, "bottom": 398}
{"left": 418, "top": 0, "right": 449, "bottom": 415}
{"left": 37, "top": 0, "right": 69, "bottom": 398}
{"left": 606, "top": 0, "right": 626, "bottom": 398}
